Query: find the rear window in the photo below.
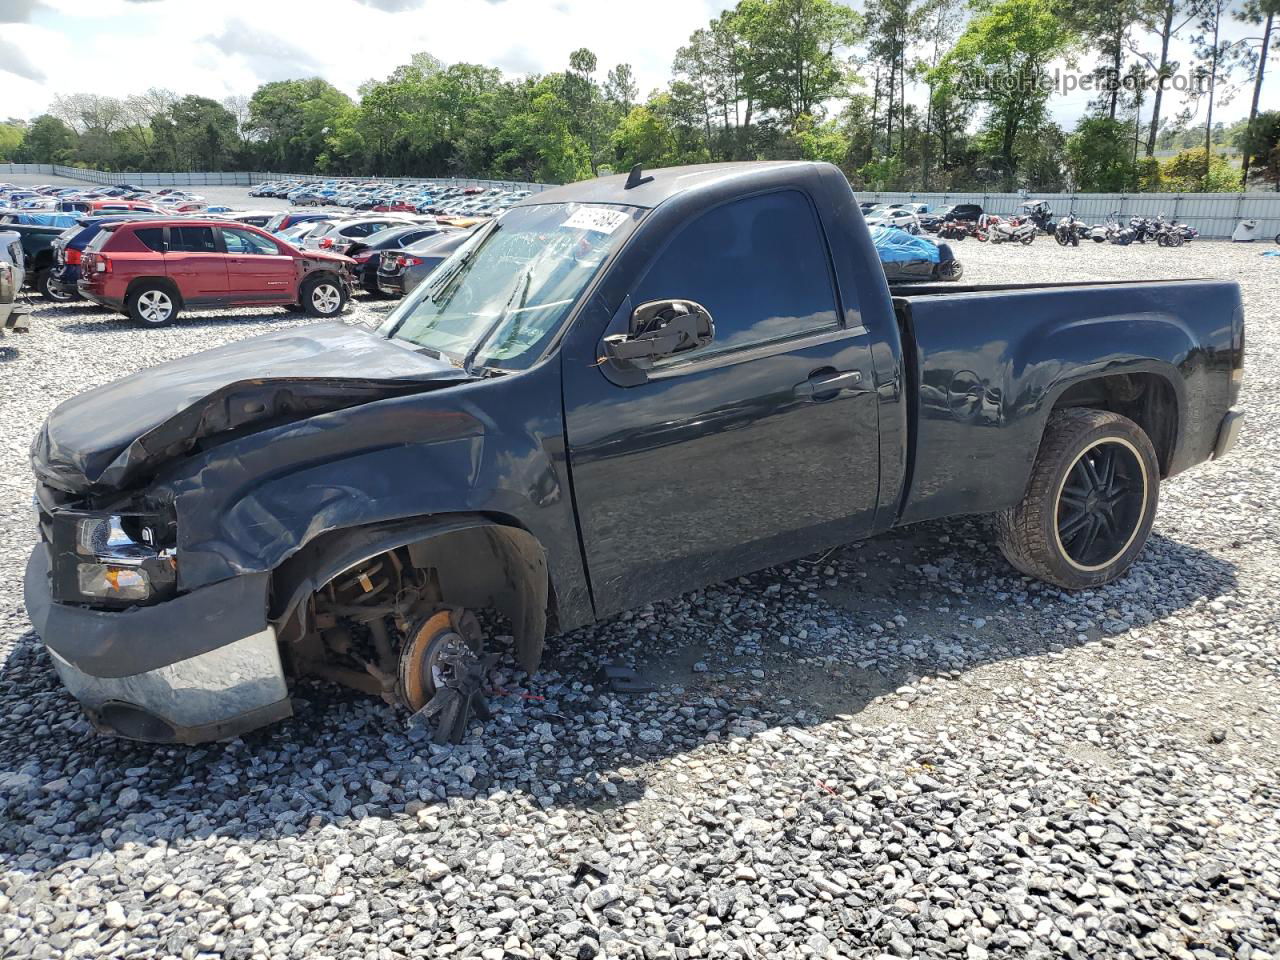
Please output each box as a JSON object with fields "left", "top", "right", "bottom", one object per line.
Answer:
{"left": 85, "top": 229, "right": 113, "bottom": 253}
{"left": 134, "top": 227, "right": 165, "bottom": 252}
{"left": 265, "top": 213, "right": 286, "bottom": 232}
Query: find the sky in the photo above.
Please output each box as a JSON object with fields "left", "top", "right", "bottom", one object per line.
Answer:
{"left": 0, "top": 0, "right": 1269, "bottom": 134}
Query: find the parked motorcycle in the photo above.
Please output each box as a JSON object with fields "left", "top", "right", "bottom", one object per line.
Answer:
{"left": 1129, "top": 216, "right": 1157, "bottom": 243}
{"left": 939, "top": 220, "right": 982, "bottom": 242}
{"left": 986, "top": 215, "right": 1036, "bottom": 245}
{"left": 1054, "top": 213, "right": 1083, "bottom": 246}
{"left": 1154, "top": 217, "right": 1185, "bottom": 247}
{"left": 1088, "top": 211, "right": 1134, "bottom": 245}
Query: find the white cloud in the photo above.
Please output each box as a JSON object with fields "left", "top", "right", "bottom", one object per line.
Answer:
{"left": 0, "top": 35, "right": 46, "bottom": 82}
{"left": 8, "top": 0, "right": 727, "bottom": 118}
{"left": 0, "top": 0, "right": 47, "bottom": 22}
{"left": 6, "top": 0, "right": 1260, "bottom": 135}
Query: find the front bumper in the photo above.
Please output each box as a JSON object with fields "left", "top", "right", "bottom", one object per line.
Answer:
{"left": 1213, "top": 408, "right": 1244, "bottom": 460}
{"left": 24, "top": 544, "right": 291, "bottom": 743}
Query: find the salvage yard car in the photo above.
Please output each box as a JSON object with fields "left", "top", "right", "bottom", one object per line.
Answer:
{"left": 77, "top": 219, "right": 356, "bottom": 325}
{"left": 24, "top": 161, "right": 1245, "bottom": 746}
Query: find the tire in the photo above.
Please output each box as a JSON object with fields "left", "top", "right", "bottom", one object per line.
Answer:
{"left": 301, "top": 275, "right": 347, "bottom": 317}
{"left": 936, "top": 260, "right": 964, "bottom": 281}
{"left": 126, "top": 283, "right": 180, "bottom": 327}
{"left": 37, "top": 269, "right": 78, "bottom": 302}
{"left": 996, "top": 409, "right": 1159, "bottom": 589}
{"left": 1020, "top": 232, "right": 1034, "bottom": 245}
{"left": 1055, "top": 232, "right": 1068, "bottom": 246}
{"left": 1169, "top": 232, "right": 1183, "bottom": 247}
{"left": 1070, "top": 232, "right": 1079, "bottom": 247}
{"left": 1157, "top": 234, "right": 1168, "bottom": 247}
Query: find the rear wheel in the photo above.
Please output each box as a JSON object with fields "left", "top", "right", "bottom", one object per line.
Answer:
{"left": 1020, "top": 232, "right": 1034, "bottom": 245}
{"left": 936, "top": 260, "right": 964, "bottom": 281}
{"left": 301, "top": 275, "right": 347, "bottom": 317}
{"left": 37, "top": 269, "right": 78, "bottom": 302}
{"left": 126, "top": 283, "right": 180, "bottom": 327}
{"left": 996, "top": 409, "right": 1159, "bottom": 589}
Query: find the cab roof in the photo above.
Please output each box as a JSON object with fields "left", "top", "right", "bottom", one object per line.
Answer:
{"left": 515, "top": 161, "right": 822, "bottom": 211}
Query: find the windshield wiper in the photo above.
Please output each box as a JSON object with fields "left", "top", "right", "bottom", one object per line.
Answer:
{"left": 462, "top": 264, "right": 532, "bottom": 377}
{"left": 425, "top": 223, "right": 498, "bottom": 306}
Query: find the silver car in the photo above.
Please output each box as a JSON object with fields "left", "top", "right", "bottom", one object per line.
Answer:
{"left": 0, "top": 229, "right": 29, "bottom": 334}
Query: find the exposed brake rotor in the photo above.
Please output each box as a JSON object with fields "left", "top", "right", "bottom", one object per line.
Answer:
{"left": 398, "top": 609, "right": 494, "bottom": 744}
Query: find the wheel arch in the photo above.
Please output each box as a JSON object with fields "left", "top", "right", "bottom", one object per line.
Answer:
{"left": 271, "top": 512, "right": 553, "bottom": 675}
{"left": 124, "top": 275, "right": 184, "bottom": 307}
{"left": 1047, "top": 370, "right": 1180, "bottom": 477}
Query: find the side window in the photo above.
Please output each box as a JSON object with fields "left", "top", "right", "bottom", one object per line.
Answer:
{"left": 169, "top": 226, "right": 217, "bottom": 253}
{"left": 134, "top": 227, "right": 165, "bottom": 252}
{"left": 223, "top": 227, "right": 279, "bottom": 256}
{"left": 632, "top": 190, "right": 841, "bottom": 358}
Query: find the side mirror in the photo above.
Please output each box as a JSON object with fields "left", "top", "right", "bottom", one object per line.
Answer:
{"left": 602, "top": 299, "right": 715, "bottom": 370}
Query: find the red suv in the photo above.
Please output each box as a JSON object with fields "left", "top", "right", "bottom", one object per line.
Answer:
{"left": 78, "top": 220, "right": 355, "bottom": 326}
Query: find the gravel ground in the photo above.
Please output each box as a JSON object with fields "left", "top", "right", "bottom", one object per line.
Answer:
{"left": 1, "top": 228, "right": 1278, "bottom": 960}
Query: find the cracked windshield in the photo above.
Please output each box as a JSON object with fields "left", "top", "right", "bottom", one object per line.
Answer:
{"left": 382, "top": 202, "right": 640, "bottom": 370}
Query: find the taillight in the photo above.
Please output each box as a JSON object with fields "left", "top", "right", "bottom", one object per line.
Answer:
{"left": 95, "top": 256, "right": 112, "bottom": 274}
{"left": 319, "top": 237, "right": 334, "bottom": 248}
{"left": 398, "top": 256, "right": 423, "bottom": 267}
{"left": 66, "top": 248, "right": 82, "bottom": 265}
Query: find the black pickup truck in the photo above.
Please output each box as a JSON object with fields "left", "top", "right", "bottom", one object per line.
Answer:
{"left": 24, "top": 161, "right": 1245, "bottom": 745}
{"left": 0, "top": 216, "right": 70, "bottom": 300}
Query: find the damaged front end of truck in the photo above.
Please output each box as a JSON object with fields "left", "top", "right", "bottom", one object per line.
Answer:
{"left": 24, "top": 322, "right": 570, "bottom": 745}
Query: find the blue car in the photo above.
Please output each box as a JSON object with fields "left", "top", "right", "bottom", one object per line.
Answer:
{"left": 46, "top": 214, "right": 163, "bottom": 302}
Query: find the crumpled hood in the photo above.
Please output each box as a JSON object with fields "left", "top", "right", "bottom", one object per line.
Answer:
{"left": 32, "top": 322, "right": 469, "bottom": 495}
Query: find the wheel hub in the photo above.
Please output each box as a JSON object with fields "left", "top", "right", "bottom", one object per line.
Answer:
{"left": 1055, "top": 438, "right": 1148, "bottom": 571}
{"left": 397, "top": 609, "right": 492, "bottom": 744}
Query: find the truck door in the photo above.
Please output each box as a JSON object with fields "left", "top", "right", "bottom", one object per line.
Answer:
{"left": 561, "top": 188, "right": 880, "bottom": 618}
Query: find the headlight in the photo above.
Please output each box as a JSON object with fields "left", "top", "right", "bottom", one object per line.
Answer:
{"left": 50, "top": 510, "right": 177, "bottom": 606}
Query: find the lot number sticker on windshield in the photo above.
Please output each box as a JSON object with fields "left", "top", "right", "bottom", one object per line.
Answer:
{"left": 561, "top": 208, "right": 629, "bottom": 234}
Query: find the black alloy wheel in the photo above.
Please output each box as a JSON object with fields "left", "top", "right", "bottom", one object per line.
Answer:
{"left": 1054, "top": 438, "right": 1148, "bottom": 572}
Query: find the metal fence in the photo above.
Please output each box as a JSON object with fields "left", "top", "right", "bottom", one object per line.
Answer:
{"left": 4, "top": 163, "right": 1277, "bottom": 237}
{"left": 854, "top": 190, "right": 1280, "bottom": 240}
{"left": 0, "top": 163, "right": 557, "bottom": 193}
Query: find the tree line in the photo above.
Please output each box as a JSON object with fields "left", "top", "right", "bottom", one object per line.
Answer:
{"left": 2, "top": 0, "right": 1276, "bottom": 192}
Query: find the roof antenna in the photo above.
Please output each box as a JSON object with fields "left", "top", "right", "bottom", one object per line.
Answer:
{"left": 624, "top": 163, "right": 653, "bottom": 189}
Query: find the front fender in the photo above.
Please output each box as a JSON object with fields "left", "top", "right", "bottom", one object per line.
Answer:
{"left": 155, "top": 360, "right": 593, "bottom": 631}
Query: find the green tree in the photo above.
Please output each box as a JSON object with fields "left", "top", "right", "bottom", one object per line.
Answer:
{"left": 1130, "top": 0, "right": 1197, "bottom": 155}
{"left": 1234, "top": 0, "right": 1278, "bottom": 184}
{"left": 161, "top": 96, "right": 239, "bottom": 170}
{"left": 1159, "top": 146, "right": 1242, "bottom": 190}
{"left": 1235, "top": 109, "right": 1280, "bottom": 188}
{"left": 791, "top": 113, "right": 849, "bottom": 165}
{"left": 931, "top": 0, "right": 1078, "bottom": 187}
{"left": 611, "top": 104, "right": 679, "bottom": 168}
{"left": 735, "top": 0, "right": 862, "bottom": 127}
{"left": 0, "top": 123, "right": 24, "bottom": 161}
{"left": 248, "top": 78, "right": 354, "bottom": 171}
{"left": 16, "top": 114, "right": 76, "bottom": 163}
{"left": 1066, "top": 116, "right": 1137, "bottom": 189}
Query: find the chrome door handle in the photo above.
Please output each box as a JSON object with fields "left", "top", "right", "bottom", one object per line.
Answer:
{"left": 794, "top": 369, "right": 864, "bottom": 400}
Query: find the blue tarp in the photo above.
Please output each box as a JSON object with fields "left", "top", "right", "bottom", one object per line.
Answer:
{"left": 871, "top": 225, "right": 940, "bottom": 264}
{"left": 12, "top": 212, "right": 81, "bottom": 227}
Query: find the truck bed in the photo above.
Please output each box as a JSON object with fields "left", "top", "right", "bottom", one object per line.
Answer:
{"left": 890, "top": 278, "right": 1242, "bottom": 526}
